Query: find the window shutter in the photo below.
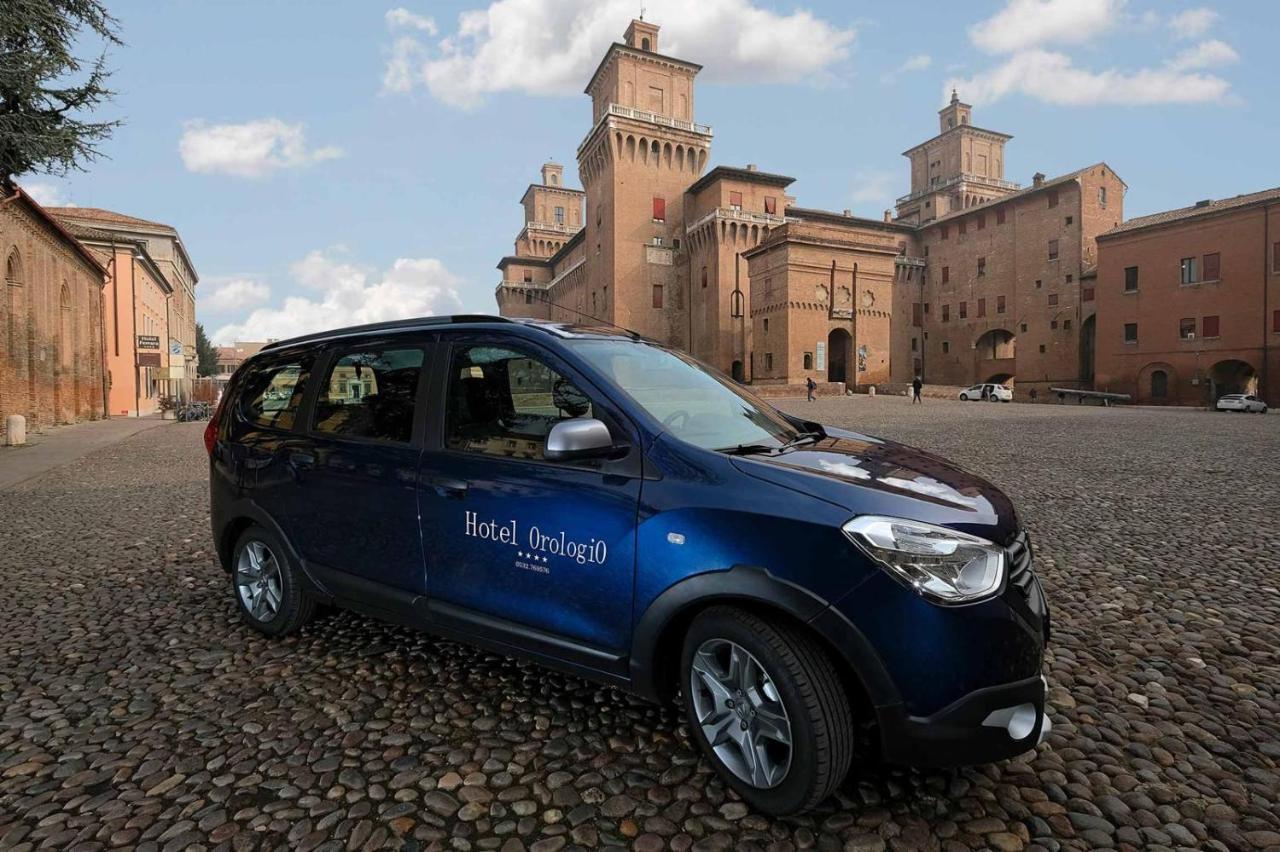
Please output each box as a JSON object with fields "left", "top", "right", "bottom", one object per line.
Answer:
{"left": 652, "top": 197, "right": 665, "bottom": 221}
{"left": 764, "top": 196, "right": 776, "bottom": 215}
{"left": 1202, "top": 252, "right": 1220, "bottom": 281}
{"left": 1203, "top": 315, "right": 1220, "bottom": 337}
{"left": 729, "top": 191, "right": 742, "bottom": 208}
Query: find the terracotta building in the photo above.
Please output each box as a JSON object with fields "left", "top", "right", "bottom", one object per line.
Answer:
{"left": 57, "top": 220, "right": 177, "bottom": 417}
{"left": 1, "top": 186, "right": 108, "bottom": 441}
{"left": 51, "top": 207, "right": 200, "bottom": 405}
{"left": 494, "top": 19, "right": 1122, "bottom": 399}
{"left": 1094, "top": 187, "right": 1280, "bottom": 407}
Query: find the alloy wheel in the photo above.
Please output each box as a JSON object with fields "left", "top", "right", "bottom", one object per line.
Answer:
{"left": 236, "top": 540, "right": 283, "bottom": 623}
{"left": 689, "top": 638, "right": 793, "bottom": 789}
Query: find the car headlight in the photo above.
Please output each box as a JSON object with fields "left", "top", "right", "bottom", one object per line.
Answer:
{"left": 842, "top": 515, "right": 1005, "bottom": 605}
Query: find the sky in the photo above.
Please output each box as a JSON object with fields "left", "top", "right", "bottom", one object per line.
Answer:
{"left": 20, "top": 0, "right": 1275, "bottom": 345}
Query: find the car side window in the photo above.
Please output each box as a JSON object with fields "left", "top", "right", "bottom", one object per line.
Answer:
{"left": 240, "top": 359, "right": 312, "bottom": 431}
{"left": 312, "top": 348, "right": 425, "bottom": 443}
{"left": 445, "top": 344, "right": 595, "bottom": 461}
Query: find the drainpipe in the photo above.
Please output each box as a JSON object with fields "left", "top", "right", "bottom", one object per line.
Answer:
{"left": 1264, "top": 204, "right": 1271, "bottom": 404}
{"left": 132, "top": 256, "right": 139, "bottom": 418}
{"left": 851, "top": 262, "right": 859, "bottom": 388}
{"left": 100, "top": 251, "right": 112, "bottom": 419}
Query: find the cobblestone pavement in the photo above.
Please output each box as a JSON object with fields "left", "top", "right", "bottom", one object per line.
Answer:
{"left": 1, "top": 401, "right": 1277, "bottom": 852}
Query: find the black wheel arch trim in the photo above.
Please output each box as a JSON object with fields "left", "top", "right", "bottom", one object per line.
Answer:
{"left": 628, "top": 565, "right": 902, "bottom": 711}
{"left": 213, "top": 498, "right": 330, "bottom": 599}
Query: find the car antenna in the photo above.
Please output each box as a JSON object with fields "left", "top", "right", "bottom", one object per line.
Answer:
{"left": 530, "top": 291, "right": 644, "bottom": 340}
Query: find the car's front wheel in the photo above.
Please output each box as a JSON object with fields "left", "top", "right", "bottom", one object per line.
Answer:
{"left": 681, "top": 606, "right": 853, "bottom": 816}
{"left": 231, "top": 526, "right": 315, "bottom": 637}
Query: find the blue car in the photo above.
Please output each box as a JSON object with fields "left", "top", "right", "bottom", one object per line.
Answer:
{"left": 206, "top": 315, "right": 1051, "bottom": 816}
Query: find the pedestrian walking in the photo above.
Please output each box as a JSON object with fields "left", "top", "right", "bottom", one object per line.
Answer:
{"left": 912, "top": 376, "right": 923, "bottom": 405}
{"left": 806, "top": 376, "right": 816, "bottom": 402}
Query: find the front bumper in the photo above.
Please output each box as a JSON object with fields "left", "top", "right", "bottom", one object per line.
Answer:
{"left": 877, "top": 673, "right": 1052, "bottom": 767}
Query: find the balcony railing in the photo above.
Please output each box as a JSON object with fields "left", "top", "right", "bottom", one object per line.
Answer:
{"left": 896, "top": 173, "right": 1021, "bottom": 206}
{"left": 524, "top": 221, "right": 578, "bottom": 234}
{"left": 687, "top": 207, "right": 787, "bottom": 233}
{"left": 579, "top": 103, "right": 713, "bottom": 156}
{"left": 604, "top": 103, "right": 713, "bottom": 136}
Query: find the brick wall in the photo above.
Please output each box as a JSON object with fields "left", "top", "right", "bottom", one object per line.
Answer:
{"left": 1, "top": 197, "right": 105, "bottom": 441}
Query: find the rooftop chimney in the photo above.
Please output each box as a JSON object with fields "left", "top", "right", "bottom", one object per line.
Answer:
{"left": 1032, "top": 172, "right": 1045, "bottom": 187}
{"left": 1194, "top": 199, "right": 1212, "bottom": 208}
{"left": 843, "top": 209, "right": 852, "bottom": 217}
{"left": 884, "top": 210, "right": 893, "bottom": 223}
{"left": 746, "top": 163, "right": 758, "bottom": 171}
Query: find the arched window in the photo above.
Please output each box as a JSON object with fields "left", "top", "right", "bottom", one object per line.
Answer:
{"left": 60, "top": 282, "right": 72, "bottom": 308}
{"left": 730, "top": 290, "right": 743, "bottom": 318}
{"left": 5, "top": 249, "right": 21, "bottom": 284}
{"left": 641, "top": 37, "right": 650, "bottom": 51}
{"left": 1151, "top": 370, "right": 1168, "bottom": 399}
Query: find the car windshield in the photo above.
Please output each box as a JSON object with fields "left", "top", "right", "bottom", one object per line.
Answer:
{"left": 566, "top": 338, "right": 799, "bottom": 451}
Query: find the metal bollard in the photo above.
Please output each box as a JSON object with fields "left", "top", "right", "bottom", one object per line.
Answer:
{"left": 5, "top": 414, "right": 26, "bottom": 446}
{"left": 867, "top": 386, "right": 876, "bottom": 396}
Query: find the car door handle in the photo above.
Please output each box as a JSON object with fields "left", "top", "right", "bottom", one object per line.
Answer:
{"left": 288, "top": 450, "right": 317, "bottom": 468}
{"left": 427, "top": 476, "right": 469, "bottom": 499}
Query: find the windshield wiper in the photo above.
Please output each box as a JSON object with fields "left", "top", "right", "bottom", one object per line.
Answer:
{"left": 719, "top": 443, "right": 780, "bottom": 456}
{"left": 782, "top": 430, "right": 825, "bottom": 448}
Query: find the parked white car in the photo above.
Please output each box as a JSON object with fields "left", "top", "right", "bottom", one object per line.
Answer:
{"left": 1216, "top": 393, "right": 1268, "bottom": 413}
{"left": 959, "top": 383, "right": 1013, "bottom": 402}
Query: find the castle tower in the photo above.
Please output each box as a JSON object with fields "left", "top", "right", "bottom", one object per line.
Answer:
{"left": 895, "top": 90, "right": 1017, "bottom": 224}
{"left": 515, "top": 161, "right": 584, "bottom": 258}
{"left": 577, "top": 19, "right": 712, "bottom": 342}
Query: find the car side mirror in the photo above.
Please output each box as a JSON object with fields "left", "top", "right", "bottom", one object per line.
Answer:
{"left": 545, "top": 418, "right": 618, "bottom": 462}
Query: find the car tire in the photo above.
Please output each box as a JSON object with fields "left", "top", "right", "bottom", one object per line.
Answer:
{"left": 959, "top": 394, "right": 968, "bottom": 401}
{"left": 680, "top": 606, "right": 853, "bottom": 816}
{"left": 231, "top": 526, "right": 315, "bottom": 637}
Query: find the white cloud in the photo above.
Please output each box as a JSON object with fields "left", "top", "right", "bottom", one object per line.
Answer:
{"left": 382, "top": 0, "right": 856, "bottom": 107}
{"left": 386, "top": 7, "right": 437, "bottom": 33}
{"left": 881, "top": 54, "right": 932, "bottom": 83}
{"left": 969, "top": 0, "right": 1123, "bottom": 54}
{"left": 1169, "top": 7, "right": 1218, "bottom": 39}
{"left": 1167, "top": 39, "right": 1238, "bottom": 72}
{"left": 179, "top": 119, "right": 343, "bottom": 178}
{"left": 19, "top": 181, "right": 69, "bottom": 207}
{"left": 898, "top": 54, "right": 933, "bottom": 73}
{"left": 945, "top": 49, "right": 1232, "bottom": 107}
{"left": 849, "top": 170, "right": 897, "bottom": 209}
{"left": 202, "top": 278, "right": 272, "bottom": 314}
{"left": 211, "top": 249, "right": 463, "bottom": 345}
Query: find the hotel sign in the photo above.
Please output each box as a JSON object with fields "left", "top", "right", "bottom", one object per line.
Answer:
{"left": 137, "top": 353, "right": 162, "bottom": 368}
{"left": 137, "top": 335, "right": 161, "bottom": 350}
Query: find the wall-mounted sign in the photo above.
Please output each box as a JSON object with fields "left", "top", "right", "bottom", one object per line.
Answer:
{"left": 815, "top": 342, "right": 826, "bottom": 372}
{"left": 170, "top": 339, "right": 183, "bottom": 356}
{"left": 137, "top": 353, "right": 162, "bottom": 367}
{"left": 137, "top": 335, "right": 161, "bottom": 350}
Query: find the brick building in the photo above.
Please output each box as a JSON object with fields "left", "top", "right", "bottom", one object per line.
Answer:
{"left": 1, "top": 186, "right": 108, "bottom": 441}
{"left": 51, "top": 207, "right": 200, "bottom": 405}
{"left": 494, "top": 19, "right": 1123, "bottom": 399}
{"left": 1094, "top": 187, "right": 1280, "bottom": 407}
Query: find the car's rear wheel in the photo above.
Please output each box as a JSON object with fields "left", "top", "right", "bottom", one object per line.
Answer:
{"left": 681, "top": 606, "right": 853, "bottom": 816}
{"left": 231, "top": 526, "right": 315, "bottom": 637}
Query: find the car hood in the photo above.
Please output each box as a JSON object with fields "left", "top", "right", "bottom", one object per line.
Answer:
{"left": 729, "top": 427, "right": 1018, "bottom": 544}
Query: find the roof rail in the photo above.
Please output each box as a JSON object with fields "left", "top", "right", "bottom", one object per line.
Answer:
{"left": 260, "top": 314, "right": 511, "bottom": 351}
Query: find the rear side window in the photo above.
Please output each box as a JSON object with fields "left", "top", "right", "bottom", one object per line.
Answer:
{"left": 312, "top": 348, "right": 425, "bottom": 443}
{"left": 239, "top": 359, "right": 312, "bottom": 430}
{"left": 445, "top": 344, "right": 594, "bottom": 461}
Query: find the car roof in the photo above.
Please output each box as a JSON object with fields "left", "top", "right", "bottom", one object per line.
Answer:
{"left": 256, "top": 314, "right": 646, "bottom": 356}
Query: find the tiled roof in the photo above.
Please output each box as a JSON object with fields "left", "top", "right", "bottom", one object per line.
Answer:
{"left": 1099, "top": 186, "right": 1280, "bottom": 238}
{"left": 58, "top": 220, "right": 118, "bottom": 243}
{"left": 48, "top": 206, "right": 177, "bottom": 233}
{"left": 686, "top": 165, "right": 795, "bottom": 196}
